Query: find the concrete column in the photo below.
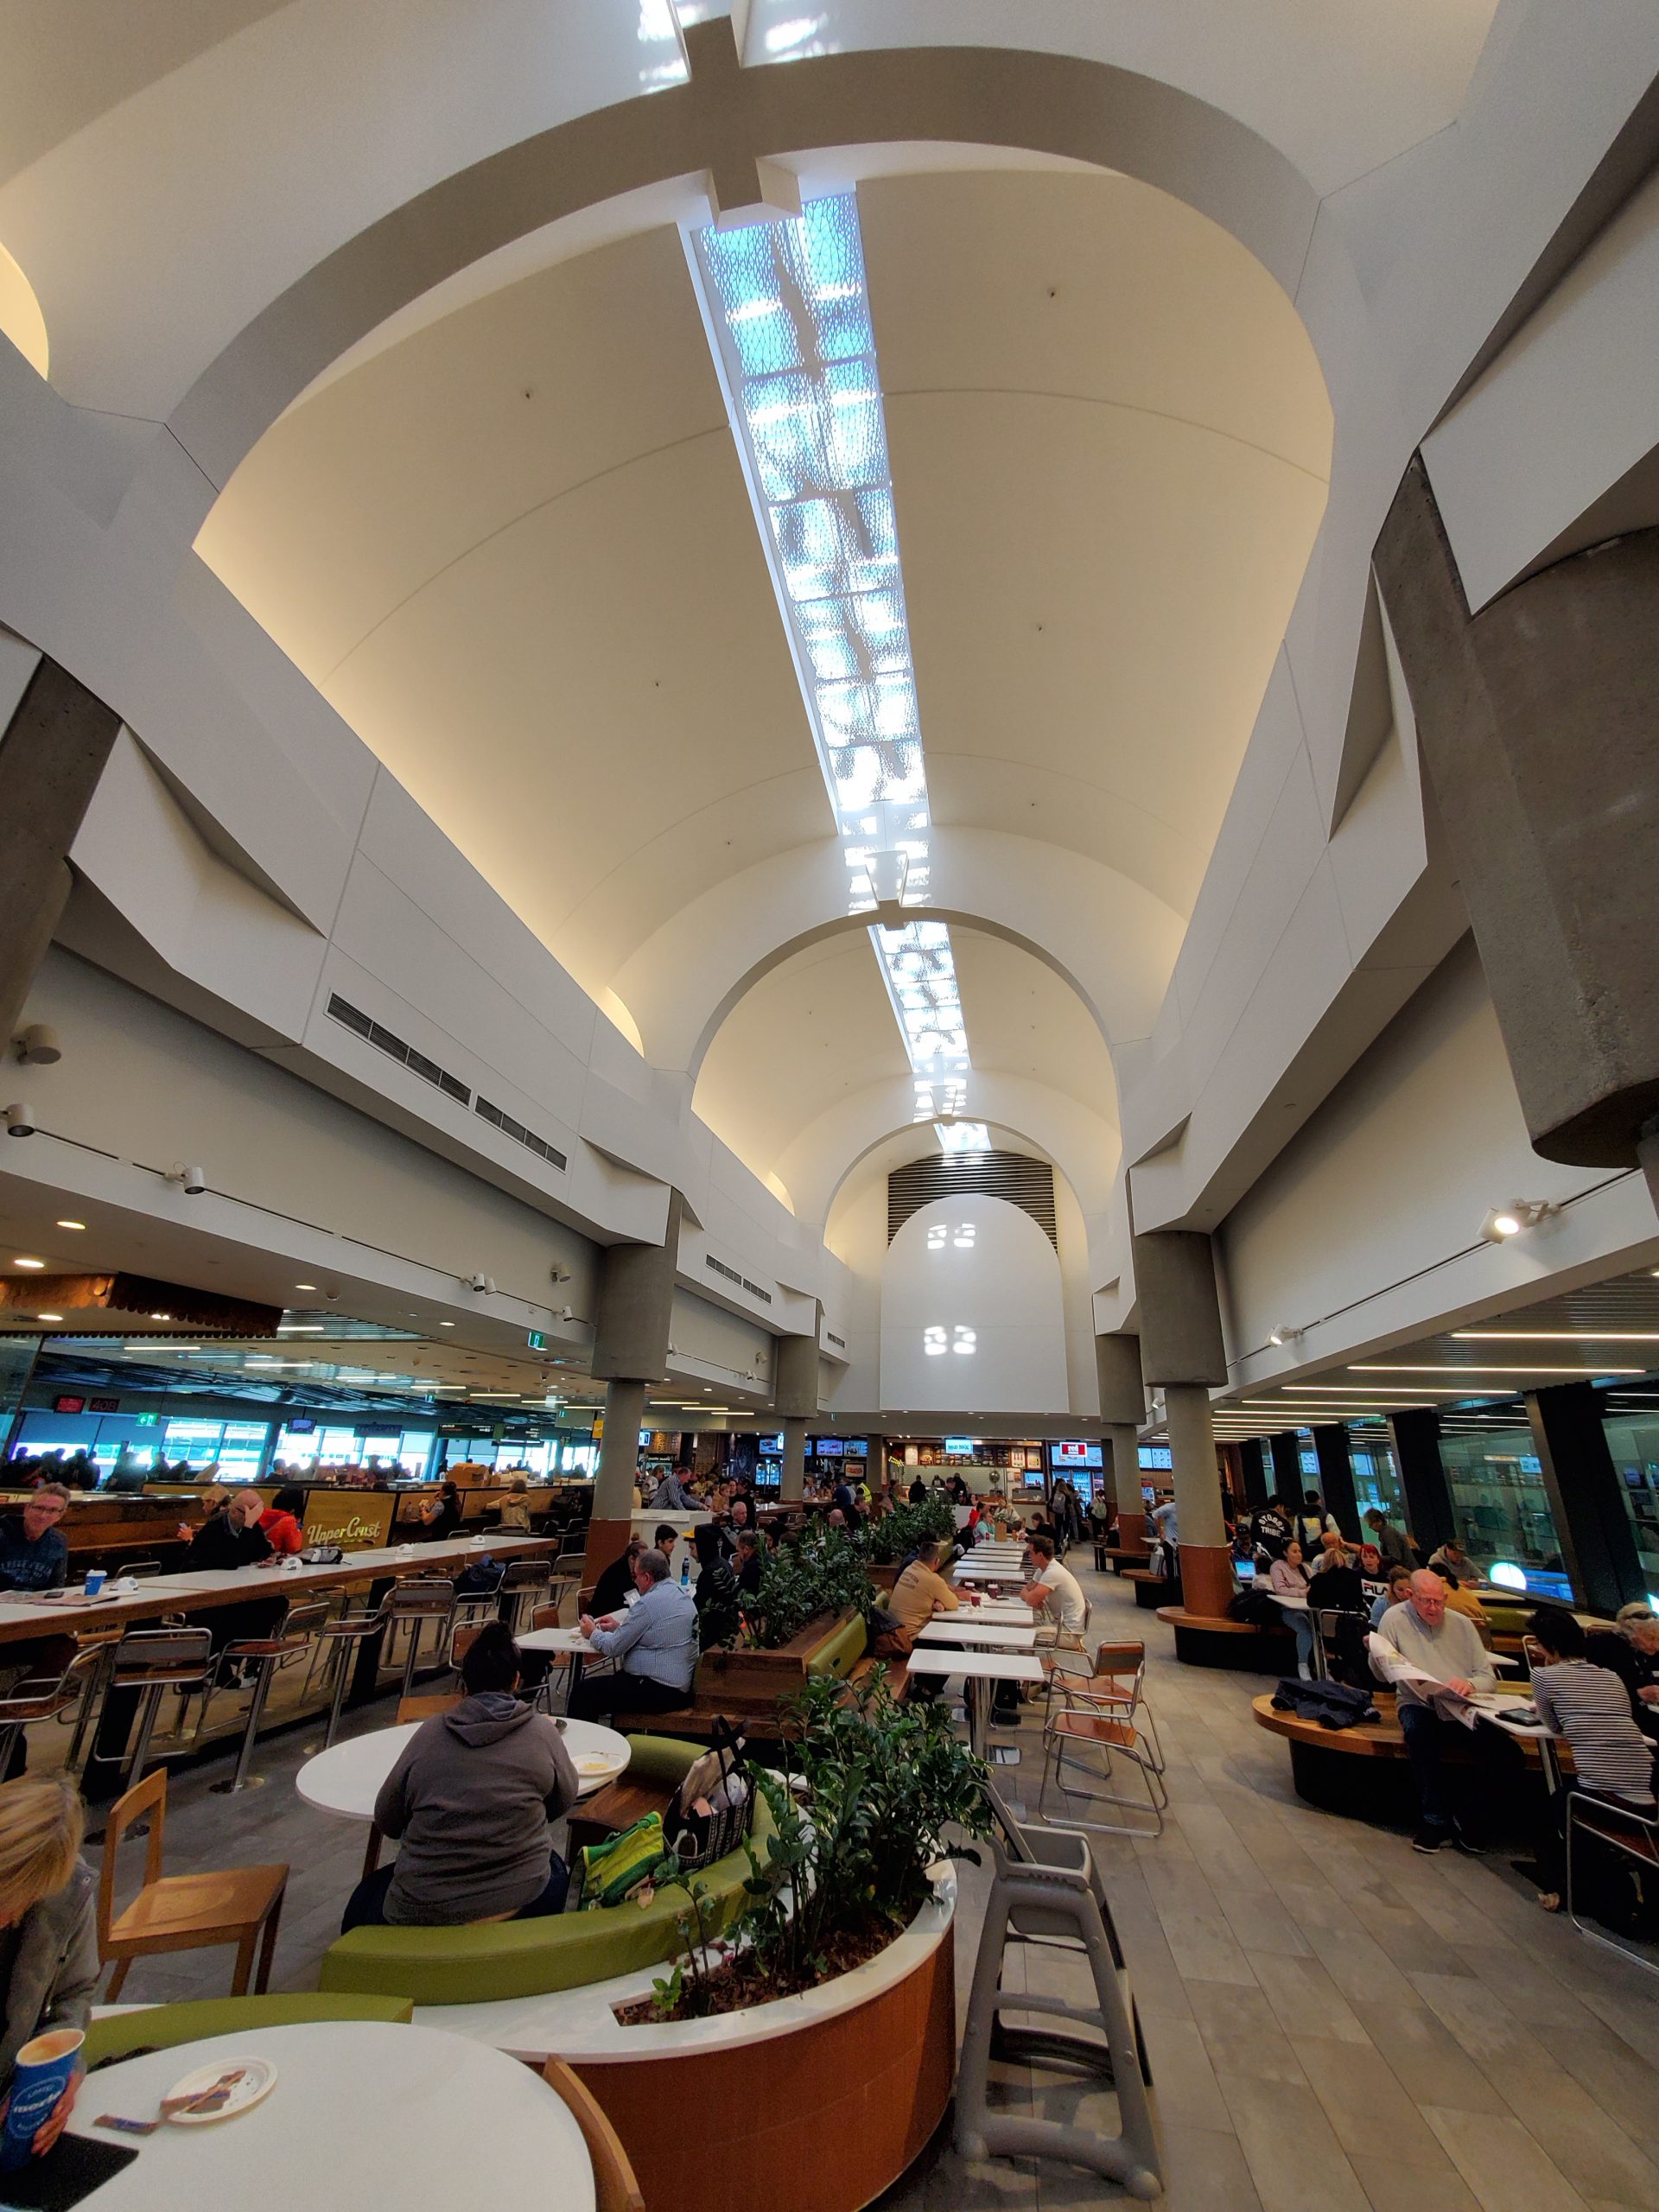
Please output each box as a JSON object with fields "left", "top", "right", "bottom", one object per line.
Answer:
{"left": 1239, "top": 1439, "right": 1268, "bottom": 1512}
{"left": 586, "top": 1192, "right": 683, "bottom": 1583}
{"left": 1132, "top": 1231, "right": 1230, "bottom": 1616}
{"left": 1268, "top": 1433, "right": 1303, "bottom": 1501}
{"left": 1524, "top": 1382, "right": 1646, "bottom": 1615}
{"left": 1387, "top": 1410, "right": 1453, "bottom": 1557}
{"left": 779, "top": 1416, "right": 808, "bottom": 1504}
{"left": 0, "top": 654, "right": 123, "bottom": 1045}
{"left": 864, "top": 1435, "right": 887, "bottom": 1495}
{"left": 1376, "top": 466, "right": 1659, "bottom": 1174}
{"left": 1312, "top": 1425, "right": 1359, "bottom": 1541}
{"left": 1094, "top": 1332, "right": 1145, "bottom": 1543}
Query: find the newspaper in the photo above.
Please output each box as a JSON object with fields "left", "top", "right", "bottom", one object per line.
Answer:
{"left": 1365, "top": 1632, "right": 1479, "bottom": 1728}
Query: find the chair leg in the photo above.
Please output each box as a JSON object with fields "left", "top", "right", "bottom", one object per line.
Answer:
{"left": 104, "top": 1955, "right": 131, "bottom": 2002}
{"left": 322, "top": 1640, "right": 353, "bottom": 1749}
{"left": 230, "top": 1927, "right": 258, "bottom": 1998}
{"left": 253, "top": 1894, "right": 283, "bottom": 1994}
{"left": 212, "top": 1657, "right": 277, "bottom": 1795}
{"left": 400, "top": 1621, "right": 424, "bottom": 1698}
{"left": 124, "top": 1684, "right": 165, "bottom": 1788}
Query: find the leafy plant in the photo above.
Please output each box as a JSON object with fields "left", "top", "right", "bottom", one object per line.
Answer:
{"left": 741, "top": 1522, "right": 880, "bottom": 1649}
{"left": 647, "top": 1872, "right": 728, "bottom": 2019}
{"left": 864, "top": 1499, "right": 957, "bottom": 1565}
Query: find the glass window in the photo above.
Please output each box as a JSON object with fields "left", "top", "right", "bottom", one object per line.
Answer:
{"left": 1600, "top": 1406, "right": 1659, "bottom": 1599}
{"left": 1437, "top": 1421, "right": 1566, "bottom": 1586}
{"left": 317, "top": 1428, "right": 361, "bottom": 1463}
{"left": 397, "top": 1433, "right": 435, "bottom": 1479}
{"left": 217, "top": 1422, "right": 269, "bottom": 1479}
{"left": 1346, "top": 1434, "right": 1406, "bottom": 1524}
{"left": 162, "top": 1419, "right": 226, "bottom": 1469}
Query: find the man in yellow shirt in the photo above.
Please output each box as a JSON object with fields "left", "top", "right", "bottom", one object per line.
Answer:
{"left": 890, "top": 1540, "right": 980, "bottom": 1641}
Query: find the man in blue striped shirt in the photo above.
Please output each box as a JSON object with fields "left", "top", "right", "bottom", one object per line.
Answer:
{"left": 573, "top": 1548, "right": 697, "bottom": 1720}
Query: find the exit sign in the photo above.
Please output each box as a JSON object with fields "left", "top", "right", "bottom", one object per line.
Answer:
{"left": 526, "top": 1330, "right": 548, "bottom": 1351}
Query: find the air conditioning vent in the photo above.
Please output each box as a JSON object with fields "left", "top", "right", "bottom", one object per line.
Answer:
{"left": 825, "top": 1331, "right": 846, "bottom": 1350}
{"left": 705, "top": 1254, "right": 772, "bottom": 1305}
{"left": 327, "top": 994, "right": 472, "bottom": 1109}
{"left": 887, "top": 1152, "right": 1058, "bottom": 1249}
{"left": 474, "top": 1096, "right": 567, "bottom": 1172}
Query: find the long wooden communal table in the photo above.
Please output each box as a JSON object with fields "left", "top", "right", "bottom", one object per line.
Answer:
{"left": 7, "top": 1534, "right": 563, "bottom": 1798}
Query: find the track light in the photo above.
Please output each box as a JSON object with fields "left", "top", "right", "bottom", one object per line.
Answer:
{"left": 1268, "top": 1324, "right": 1304, "bottom": 1348}
{"left": 1480, "top": 1199, "right": 1557, "bottom": 1243}
{"left": 10, "top": 1025, "right": 60, "bottom": 1066}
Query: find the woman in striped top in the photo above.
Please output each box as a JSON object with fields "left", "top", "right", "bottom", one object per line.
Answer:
{"left": 1526, "top": 1606, "right": 1656, "bottom": 1913}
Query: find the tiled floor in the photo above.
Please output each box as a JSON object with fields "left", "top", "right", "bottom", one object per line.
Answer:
{"left": 70, "top": 1561, "right": 1659, "bottom": 2209}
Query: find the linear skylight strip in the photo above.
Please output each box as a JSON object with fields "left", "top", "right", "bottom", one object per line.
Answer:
{"left": 691, "top": 194, "right": 973, "bottom": 1132}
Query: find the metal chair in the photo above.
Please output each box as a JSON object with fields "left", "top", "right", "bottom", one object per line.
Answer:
{"left": 306, "top": 1593, "right": 394, "bottom": 1750}
{"left": 1038, "top": 1669, "right": 1166, "bottom": 1839}
{"left": 383, "top": 1577, "right": 458, "bottom": 1699}
{"left": 202, "top": 1598, "right": 331, "bottom": 1795}
{"left": 957, "top": 1783, "right": 1160, "bottom": 2198}
{"left": 1565, "top": 1789, "right": 1659, "bottom": 1980}
{"left": 498, "top": 1559, "right": 551, "bottom": 1636}
{"left": 99, "top": 1628, "right": 217, "bottom": 1789}
{"left": 1054, "top": 1641, "right": 1165, "bottom": 1777}
{"left": 0, "top": 1646, "right": 110, "bottom": 1779}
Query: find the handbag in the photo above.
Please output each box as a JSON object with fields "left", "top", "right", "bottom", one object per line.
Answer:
{"left": 580, "top": 1811, "right": 679, "bottom": 1909}
{"left": 299, "top": 1543, "right": 344, "bottom": 1565}
{"left": 664, "top": 1717, "right": 753, "bottom": 1871}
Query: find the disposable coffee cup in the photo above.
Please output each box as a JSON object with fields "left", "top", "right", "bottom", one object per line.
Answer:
{"left": 82, "top": 1568, "right": 107, "bottom": 1599}
{"left": 0, "top": 2028, "right": 82, "bottom": 2169}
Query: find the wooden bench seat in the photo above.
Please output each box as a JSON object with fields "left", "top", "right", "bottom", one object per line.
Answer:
{"left": 1126, "top": 1568, "right": 1179, "bottom": 1610}
{"left": 1155, "top": 1605, "right": 1294, "bottom": 1669}
{"left": 1250, "top": 1689, "right": 1567, "bottom": 1826}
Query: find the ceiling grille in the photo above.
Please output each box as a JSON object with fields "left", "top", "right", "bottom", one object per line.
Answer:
{"left": 887, "top": 1152, "right": 1057, "bottom": 1249}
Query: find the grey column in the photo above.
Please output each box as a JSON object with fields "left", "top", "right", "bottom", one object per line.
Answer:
{"left": 1387, "top": 1409, "right": 1453, "bottom": 1557}
{"left": 1133, "top": 1231, "right": 1230, "bottom": 1613}
{"left": 1095, "top": 1332, "right": 1145, "bottom": 1532}
{"left": 1524, "top": 1382, "right": 1646, "bottom": 1614}
{"left": 1311, "top": 1425, "right": 1359, "bottom": 1541}
{"left": 588, "top": 1192, "right": 683, "bottom": 1566}
{"left": 1376, "top": 466, "right": 1659, "bottom": 1177}
{"left": 0, "top": 653, "right": 123, "bottom": 1044}
{"left": 772, "top": 1319, "right": 820, "bottom": 1507}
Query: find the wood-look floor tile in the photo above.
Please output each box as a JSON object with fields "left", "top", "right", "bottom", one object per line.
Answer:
{"left": 1421, "top": 2106, "right": 1590, "bottom": 2212}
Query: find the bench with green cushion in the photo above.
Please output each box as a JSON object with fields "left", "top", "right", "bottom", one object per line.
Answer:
{"left": 805, "top": 1613, "right": 868, "bottom": 1679}
{"left": 316, "top": 1736, "right": 775, "bottom": 2006}
{"left": 86, "top": 1993, "right": 413, "bottom": 2069}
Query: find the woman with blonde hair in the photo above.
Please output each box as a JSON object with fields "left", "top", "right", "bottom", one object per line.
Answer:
{"left": 0, "top": 1776, "right": 98, "bottom": 2155}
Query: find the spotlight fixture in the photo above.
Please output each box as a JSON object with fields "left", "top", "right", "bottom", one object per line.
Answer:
{"left": 1480, "top": 1199, "right": 1558, "bottom": 1243}
{"left": 3, "top": 1103, "right": 35, "bottom": 1137}
{"left": 165, "top": 1163, "right": 207, "bottom": 1195}
{"left": 468, "top": 1274, "right": 497, "bottom": 1295}
{"left": 1268, "top": 1324, "right": 1304, "bottom": 1348}
{"left": 10, "top": 1025, "right": 60, "bottom": 1066}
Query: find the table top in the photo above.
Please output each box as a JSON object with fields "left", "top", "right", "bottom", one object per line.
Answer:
{"left": 515, "top": 1626, "right": 596, "bottom": 1656}
{"left": 0, "top": 1533, "right": 561, "bottom": 1646}
{"left": 905, "top": 1647, "right": 1044, "bottom": 1681}
{"left": 296, "top": 1715, "right": 630, "bottom": 1818}
{"left": 71, "top": 2020, "right": 594, "bottom": 2209}
{"left": 971, "top": 1599, "right": 1037, "bottom": 1622}
{"left": 917, "top": 1621, "right": 1038, "bottom": 1649}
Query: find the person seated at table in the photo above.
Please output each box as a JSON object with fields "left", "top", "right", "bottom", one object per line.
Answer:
{"left": 1610, "top": 1604, "right": 1659, "bottom": 1742}
{"left": 572, "top": 1549, "right": 697, "bottom": 1721}
{"left": 1370, "top": 1569, "right": 1500, "bottom": 1854}
{"left": 1268, "top": 1541, "right": 1318, "bottom": 1679}
{"left": 1307, "top": 1533, "right": 1369, "bottom": 1618}
{"left": 588, "top": 1536, "right": 645, "bottom": 1622}
{"left": 1426, "top": 1537, "right": 1478, "bottom": 1587}
{"left": 650, "top": 1465, "right": 696, "bottom": 1511}
{"left": 1019, "top": 1535, "right": 1085, "bottom": 1645}
{"left": 494, "top": 1476, "right": 532, "bottom": 1535}
{"left": 1370, "top": 1561, "right": 1414, "bottom": 1627}
{"left": 342, "top": 1622, "right": 578, "bottom": 1929}
{"left": 1356, "top": 1541, "right": 1390, "bottom": 1611}
{"left": 176, "top": 1487, "right": 272, "bottom": 1571}
{"left": 734, "top": 1528, "right": 765, "bottom": 1598}
{"left": 0, "top": 1485, "right": 70, "bottom": 1593}
{"left": 889, "top": 1539, "right": 977, "bottom": 1647}
{"left": 1524, "top": 1605, "right": 1656, "bottom": 1914}
{"left": 690, "top": 1522, "right": 741, "bottom": 1650}
{"left": 0, "top": 1776, "right": 98, "bottom": 2159}
{"left": 1434, "top": 1569, "right": 1491, "bottom": 1637}
{"left": 413, "top": 1483, "right": 463, "bottom": 1543}
{"left": 257, "top": 1485, "right": 307, "bottom": 1556}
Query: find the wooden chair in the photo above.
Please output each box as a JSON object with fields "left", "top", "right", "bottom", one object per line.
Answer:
{"left": 97, "top": 1769, "right": 288, "bottom": 1999}
{"left": 542, "top": 2057, "right": 644, "bottom": 2212}
{"left": 397, "top": 1692, "right": 463, "bottom": 1723}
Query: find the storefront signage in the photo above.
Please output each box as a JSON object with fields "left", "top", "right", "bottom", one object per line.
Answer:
{"left": 300, "top": 1492, "right": 395, "bottom": 1551}
{"left": 52, "top": 1395, "right": 85, "bottom": 1415}
{"left": 89, "top": 1396, "right": 119, "bottom": 1414}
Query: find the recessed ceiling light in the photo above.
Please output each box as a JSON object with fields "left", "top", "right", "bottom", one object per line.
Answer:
{"left": 12, "top": 1258, "right": 45, "bottom": 1270}
{"left": 36, "top": 1312, "right": 62, "bottom": 1323}
{"left": 1454, "top": 1330, "right": 1659, "bottom": 1342}
{"left": 55, "top": 1220, "right": 86, "bottom": 1232}
{"left": 294, "top": 1283, "right": 317, "bottom": 1291}
{"left": 439, "top": 1321, "right": 455, "bottom": 1328}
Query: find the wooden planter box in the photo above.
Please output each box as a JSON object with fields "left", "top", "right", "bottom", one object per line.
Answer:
{"left": 689, "top": 1608, "right": 855, "bottom": 1733}
{"left": 575, "top": 1889, "right": 956, "bottom": 2212}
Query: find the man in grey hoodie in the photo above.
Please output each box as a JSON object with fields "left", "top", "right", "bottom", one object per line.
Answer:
{"left": 341, "top": 1622, "right": 579, "bottom": 1929}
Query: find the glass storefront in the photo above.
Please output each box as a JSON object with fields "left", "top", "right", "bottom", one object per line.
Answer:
{"left": 1346, "top": 1428, "right": 1406, "bottom": 1523}
{"left": 1437, "top": 1420, "right": 1568, "bottom": 1592}
{"left": 1602, "top": 1406, "right": 1659, "bottom": 1598}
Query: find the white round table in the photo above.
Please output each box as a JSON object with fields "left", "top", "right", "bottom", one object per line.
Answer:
{"left": 69, "top": 2021, "right": 594, "bottom": 2209}
{"left": 296, "top": 1716, "right": 631, "bottom": 1819}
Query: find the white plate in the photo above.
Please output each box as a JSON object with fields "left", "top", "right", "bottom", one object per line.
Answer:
{"left": 162, "top": 2056, "right": 277, "bottom": 2125}
{"left": 573, "top": 1753, "right": 616, "bottom": 1777}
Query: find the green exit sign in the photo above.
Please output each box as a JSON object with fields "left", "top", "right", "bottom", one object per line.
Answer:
{"left": 526, "top": 1330, "right": 548, "bottom": 1352}
{"left": 136, "top": 1413, "right": 158, "bottom": 1427}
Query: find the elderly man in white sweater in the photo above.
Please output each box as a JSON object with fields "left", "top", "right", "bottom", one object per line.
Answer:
{"left": 1371, "top": 1570, "right": 1499, "bottom": 1854}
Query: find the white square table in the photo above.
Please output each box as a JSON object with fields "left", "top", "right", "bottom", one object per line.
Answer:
{"left": 917, "top": 1620, "right": 1038, "bottom": 1649}
{"left": 905, "top": 1645, "right": 1043, "bottom": 1758}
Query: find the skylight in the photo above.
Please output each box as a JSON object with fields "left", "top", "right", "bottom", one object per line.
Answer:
{"left": 691, "top": 194, "right": 972, "bottom": 1149}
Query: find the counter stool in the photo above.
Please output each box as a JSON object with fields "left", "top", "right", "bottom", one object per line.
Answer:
{"left": 64, "top": 1629, "right": 125, "bottom": 1779}
{"left": 204, "top": 1598, "right": 331, "bottom": 1795}
{"left": 101, "top": 1628, "right": 217, "bottom": 1790}
{"left": 98, "top": 1769, "right": 288, "bottom": 2000}
{"left": 957, "top": 1785, "right": 1160, "bottom": 2199}
{"left": 0, "top": 1645, "right": 109, "bottom": 1780}
{"left": 499, "top": 1560, "right": 551, "bottom": 1636}
{"left": 384, "top": 1578, "right": 458, "bottom": 1699}
{"left": 308, "top": 1592, "right": 398, "bottom": 1749}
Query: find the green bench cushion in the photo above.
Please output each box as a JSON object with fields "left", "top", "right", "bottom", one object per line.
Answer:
{"left": 316, "top": 1735, "right": 775, "bottom": 2005}
{"left": 86, "top": 1993, "right": 412, "bottom": 2069}
{"left": 804, "top": 1613, "right": 868, "bottom": 1679}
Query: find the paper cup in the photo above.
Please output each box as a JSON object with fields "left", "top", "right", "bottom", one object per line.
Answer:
{"left": 82, "top": 1568, "right": 107, "bottom": 1599}
{"left": 0, "top": 2027, "right": 82, "bottom": 2169}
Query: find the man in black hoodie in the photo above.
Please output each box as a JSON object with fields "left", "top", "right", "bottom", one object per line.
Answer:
{"left": 341, "top": 1621, "right": 579, "bottom": 1928}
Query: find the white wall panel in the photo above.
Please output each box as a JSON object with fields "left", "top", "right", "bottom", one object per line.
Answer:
{"left": 880, "top": 1194, "right": 1068, "bottom": 1414}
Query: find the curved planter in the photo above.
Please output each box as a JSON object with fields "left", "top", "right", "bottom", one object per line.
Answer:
{"left": 576, "top": 1882, "right": 957, "bottom": 2212}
